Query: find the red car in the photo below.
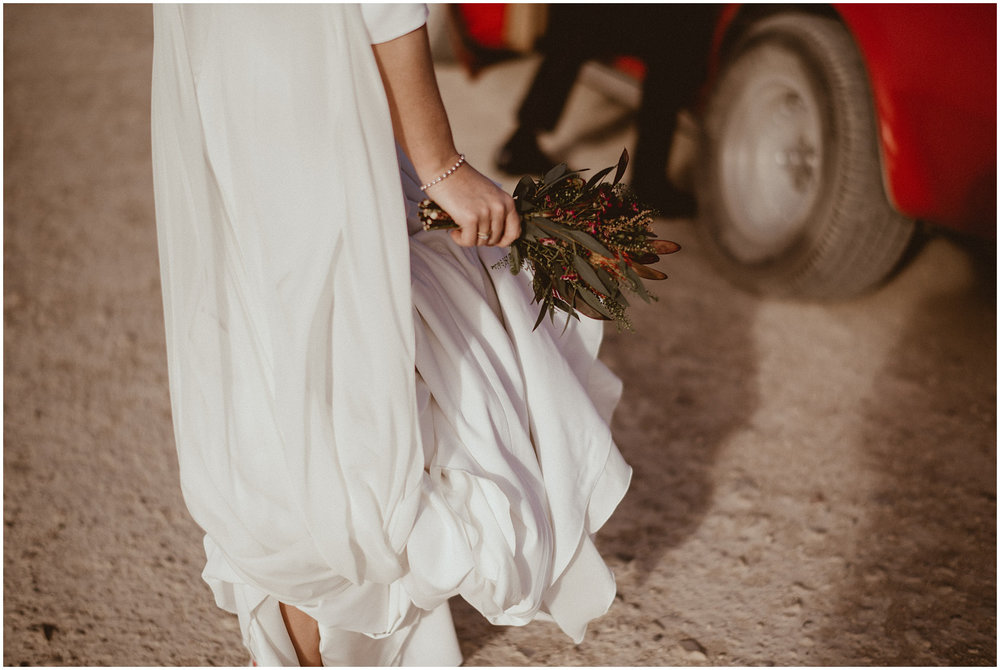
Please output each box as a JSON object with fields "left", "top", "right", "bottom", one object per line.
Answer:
{"left": 696, "top": 4, "right": 996, "bottom": 297}
{"left": 450, "top": 4, "right": 996, "bottom": 297}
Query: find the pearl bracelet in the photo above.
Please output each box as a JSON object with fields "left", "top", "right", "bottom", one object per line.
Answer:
{"left": 419, "top": 154, "right": 466, "bottom": 192}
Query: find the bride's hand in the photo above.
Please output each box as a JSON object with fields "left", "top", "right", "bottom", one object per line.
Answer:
{"left": 370, "top": 29, "right": 519, "bottom": 248}
{"left": 423, "top": 161, "right": 520, "bottom": 248}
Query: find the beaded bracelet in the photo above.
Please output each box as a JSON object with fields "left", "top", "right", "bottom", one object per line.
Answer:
{"left": 419, "top": 154, "right": 466, "bottom": 192}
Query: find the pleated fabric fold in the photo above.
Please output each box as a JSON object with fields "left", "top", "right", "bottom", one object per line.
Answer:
{"left": 152, "top": 5, "right": 630, "bottom": 665}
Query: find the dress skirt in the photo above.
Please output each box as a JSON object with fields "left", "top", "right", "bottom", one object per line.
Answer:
{"left": 151, "top": 4, "right": 631, "bottom": 665}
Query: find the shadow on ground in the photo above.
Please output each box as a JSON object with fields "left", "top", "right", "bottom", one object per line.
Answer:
{"left": 819, "top": 235, "right": 996, "bottom": 666}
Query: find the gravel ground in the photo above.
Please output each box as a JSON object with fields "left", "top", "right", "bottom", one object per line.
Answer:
{"left": 4, "top": 5, "right": 996, "bottom": 666}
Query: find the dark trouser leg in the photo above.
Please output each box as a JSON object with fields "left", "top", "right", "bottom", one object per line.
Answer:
{"left": 497, "top": 51, "right": 591, "bottom": 174}
{"left": 631, "top": 58, "right": 701, "bottom": 188}
{"left": 515, "top": 52, "right": 588, "bottom": 133}
{"left": 515, "top": 4, "right": 615, "bottom": 132}
{"left": 630, "top": 7, "right": 717, "bottom": 214}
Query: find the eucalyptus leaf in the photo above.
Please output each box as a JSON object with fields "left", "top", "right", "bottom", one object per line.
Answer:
{"left": 543, "top": 163, "right": 568, "bottom": 184}
{"left": 596, "top": 266, "right": 624, "bottom": 301}
{"left": 560, "top": 309, "right": 576, "bottom": 335}
{"left": 571, "top": 293, "right": 607, "bottom": 320}
{"left": 552, "top": 295, "right": 575, "bottom": 316}
{"left": 563, "top": 229, "right": 613, "bottom": 257}
{"left": 630, "top": 251, "right": 660, "bottom": 265}
{"left": 612, "top": 147, "right": 629, "bottom": 186}
{"left": 532, "top": 219, "right": 576, "bottom": 245}
{"left": 513, "top": 175, "right": 535, "bottom": 201}
{"left": 624, "top": 265, "right": 651, "bottom": 302}
{"left": 575, "top": 285, "right": 615, "bottom": 319}
{"left": 532, "top": 218, "right": 589, "bottom": 247}
{"left": 650, "top": 238, "right": 681, "bottom": 255}
{"left": 532, "top": 275, "right": 549, "bottom": 303}
{"left": 585, "top": 165, "right": 614, "bottom": 190}
{"left": 553, "top": 277, "right": 569, "bottom": 298}
{"left": 630, "top": 262, "right": 668, "bottom": 280}
{"left": 523, "top": 219, "right": 548, "bottom": 241}
{"left": 536, "top": 168, "right": 587, "bottom": 196}
{"left": 572, "top": 256, "right": 613, "bottom": 297}
{"left": 532, "top": 302, "right": 549, "bottom": 331}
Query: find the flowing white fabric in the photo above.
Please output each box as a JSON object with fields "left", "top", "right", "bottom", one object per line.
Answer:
{"left": 151, "top": 4, "right": 630, "bottom": 666}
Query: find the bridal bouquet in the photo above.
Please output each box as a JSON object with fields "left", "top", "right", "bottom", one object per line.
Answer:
{"left": 419, "top": 149, "right": 679, "bottom": 331}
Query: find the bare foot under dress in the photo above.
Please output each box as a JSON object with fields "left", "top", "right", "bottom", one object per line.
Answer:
{"left": 151, "top": 4, "right": 631, "bottom": 665}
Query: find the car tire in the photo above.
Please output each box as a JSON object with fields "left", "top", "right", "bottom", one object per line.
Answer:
{"left": 695, "top": 12, "right": 917, "bottom": 298}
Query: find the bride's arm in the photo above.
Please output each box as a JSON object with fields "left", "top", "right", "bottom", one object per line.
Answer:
{"left": 372, "top": 26, "right": 520, "bottom": 248}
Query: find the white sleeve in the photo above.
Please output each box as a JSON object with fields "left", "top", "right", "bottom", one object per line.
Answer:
{"left": 361, "top": 3, "right": 429, "bottom": 44}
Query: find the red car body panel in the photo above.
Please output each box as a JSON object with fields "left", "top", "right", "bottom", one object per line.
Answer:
{"left": 839, "top": 4, "right": 995, "bottom": 234}
{"left": 456, "top": 4, "right": 508, "bottom": 49}
{"left": 714, "top": 4, "right": 996, "bottom": 235}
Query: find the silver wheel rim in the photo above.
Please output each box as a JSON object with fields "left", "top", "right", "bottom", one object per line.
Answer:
{"left": 718, "top": 45, "right": 824, "bottom": 264}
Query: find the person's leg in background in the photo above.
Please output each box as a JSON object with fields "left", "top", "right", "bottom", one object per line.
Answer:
{"left": 495, "top": 5, "right": 615, "bottom": 175}
{"left": 494, "top": 48, "right": 586, "bottom": 174}
{"left": 629, "top": 5, "right": 718, "bottom": 217}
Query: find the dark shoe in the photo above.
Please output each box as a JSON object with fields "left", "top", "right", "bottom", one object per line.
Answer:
{"left": 495, "top": 129, "right": 558, "bottom": 176}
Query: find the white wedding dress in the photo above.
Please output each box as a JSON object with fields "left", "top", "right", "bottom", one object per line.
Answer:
{"left": 151, "top": 4, "right": 631, "bottom": 666}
